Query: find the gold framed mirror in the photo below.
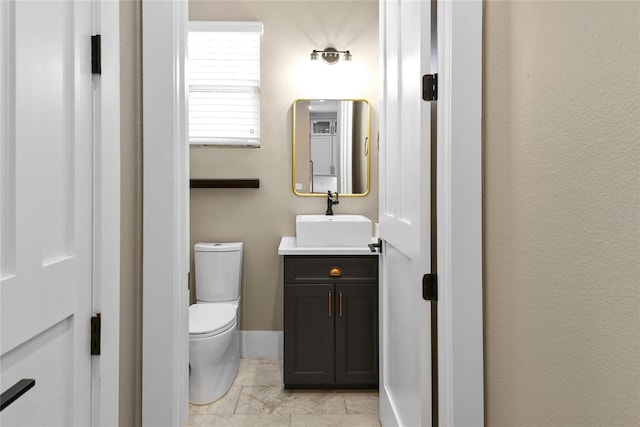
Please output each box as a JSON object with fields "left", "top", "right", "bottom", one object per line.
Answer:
{"left": 292, "top": 99, "right": 370, "bottom": 196}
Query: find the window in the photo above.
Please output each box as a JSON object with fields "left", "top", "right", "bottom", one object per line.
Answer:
{"left": 187, "top": 21, "right": 263, "bottom": 146}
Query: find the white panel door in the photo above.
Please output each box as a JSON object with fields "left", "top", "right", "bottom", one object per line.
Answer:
{"left": 310, "top": 134, "right": 335, "bottom": 175}
{"left": 0, "top": 0, "right": 93, "bottom": 424}
{"left": 379, "top": 0, "right": 433, "bottom": 425}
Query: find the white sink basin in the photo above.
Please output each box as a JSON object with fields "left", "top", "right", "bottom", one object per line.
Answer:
{"left": 296, "top": 214, "right": 373, "bottom": 247}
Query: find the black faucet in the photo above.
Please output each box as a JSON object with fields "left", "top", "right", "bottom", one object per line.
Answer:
{"left": 326, "top": 191, "right": 339, "bottom": 215}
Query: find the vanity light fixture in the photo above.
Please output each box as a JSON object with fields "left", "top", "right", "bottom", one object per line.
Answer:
{"left": 310, "top": 47, "right": 352, "bottom": 64}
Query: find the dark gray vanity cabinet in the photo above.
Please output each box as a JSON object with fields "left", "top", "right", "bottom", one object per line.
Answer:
{"left": 283, "top": 255, "right": 378, "bottom": 389}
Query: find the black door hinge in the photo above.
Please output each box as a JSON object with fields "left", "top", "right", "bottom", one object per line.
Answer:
{"left": 422, "top": 274, "right": 437, "bottom": 301}
{"left": 91, "top": 313, "right": 101, "bottom": 355}
{"left": 422, "top": 74, "right": 437, "bottom": 101}
{"left": 91, "top": 35, "right": 101, "bottom": 75}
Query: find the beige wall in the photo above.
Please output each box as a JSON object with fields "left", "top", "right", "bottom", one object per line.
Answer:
{"left": 118, "top": 0, "right": 639, "bottom": 425}
{"left": 483, "top": 1, "right": 640, "bottom": 425}
{"left": 294, "top": 101, "right": 311, "bottom": 193}
{"left": 189, "top": 0, "right": 379, "bottom": 331}
{"left": 119, "top": 0, "right": 142, "bottom": 425}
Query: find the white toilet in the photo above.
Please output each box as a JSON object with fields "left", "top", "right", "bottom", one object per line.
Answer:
{"left": 189, "top": 242, "right": 243, "bottom": 405}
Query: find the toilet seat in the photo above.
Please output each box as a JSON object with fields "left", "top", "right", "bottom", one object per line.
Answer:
{"left": 189, "top": 303, "right": 237, "bottom": 338}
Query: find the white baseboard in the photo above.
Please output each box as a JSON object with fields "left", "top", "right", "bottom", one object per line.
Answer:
{"left": 240, "top": 331, "right": 283, "bottom": 359}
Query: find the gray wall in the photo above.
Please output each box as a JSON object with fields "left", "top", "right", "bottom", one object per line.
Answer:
{"left": 483, "top": 1, "right": 639, "bottom": 425}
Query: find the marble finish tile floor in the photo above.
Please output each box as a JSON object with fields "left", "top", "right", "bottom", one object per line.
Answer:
{"left": 188, "top": 359, "right": 381, "bottom": 427}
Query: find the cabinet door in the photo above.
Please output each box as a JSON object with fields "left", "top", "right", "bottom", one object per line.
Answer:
{"left": 335, "top": 283, "right": 378, "bottom": 386}
{"left": 284, "top": 284, "right": 335, "bottom": 387}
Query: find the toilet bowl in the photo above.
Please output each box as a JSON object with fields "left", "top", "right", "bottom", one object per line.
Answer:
{"left": 189, "top": 302, "right": 240, "bottom": 405}
{"left": 188, "top": 242, "right": 243, "bottom": 405}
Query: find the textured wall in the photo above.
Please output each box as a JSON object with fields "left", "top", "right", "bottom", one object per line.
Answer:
{"left": 188, "top": 0, "right": 379, "bottom": 331}
{"left": 483, "top": 1, "right": 640, "bottom": 425}
{"left": 119, "top": 0, "right": 142, "bottom": 425}
{"left": 119, "top": 0, "right": 639, "bottom": 424}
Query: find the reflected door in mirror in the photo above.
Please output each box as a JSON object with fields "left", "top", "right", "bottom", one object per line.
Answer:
{"left": 293, "top": 99, "right": 370, "bottom": 196}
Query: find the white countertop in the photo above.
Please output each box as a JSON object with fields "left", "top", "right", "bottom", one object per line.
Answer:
{"left": 278, "top": 236, "right": 379, "bottom": 256}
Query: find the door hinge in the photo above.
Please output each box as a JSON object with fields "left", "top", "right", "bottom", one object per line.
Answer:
{"left": 422, "top": 74, "right": 437, "bottom": 101}
{"left": 91, "top": 35, "right": 101, "bottom": 75}
{"left": 91, "top": 313, "right": 101, "bottom": 355}
{"left": 422, "top": 274, "right": 437, "bottom": 301}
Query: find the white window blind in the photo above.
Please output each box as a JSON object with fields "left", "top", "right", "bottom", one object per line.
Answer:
{"left": 188, "top": 22, "right": 263, "bottom": 146}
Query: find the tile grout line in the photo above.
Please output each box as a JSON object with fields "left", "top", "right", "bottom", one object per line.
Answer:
{"left": 232, "top": 385, "right": 242, "bottom": 415}
{"left": 343, "top": 392, "right": 348, "bottom": 416}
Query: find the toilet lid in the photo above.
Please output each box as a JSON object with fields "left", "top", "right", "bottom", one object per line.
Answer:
{"left": 189, "top": 303, "right": 236, "bottom": 336}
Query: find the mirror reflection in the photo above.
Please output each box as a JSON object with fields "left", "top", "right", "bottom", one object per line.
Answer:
{"left": 292, "top": 99, "right": 370, "bottom": 196}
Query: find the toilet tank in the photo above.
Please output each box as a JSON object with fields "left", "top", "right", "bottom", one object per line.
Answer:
{"left": 194, "top": 242, "right": 243, "bottom": 302}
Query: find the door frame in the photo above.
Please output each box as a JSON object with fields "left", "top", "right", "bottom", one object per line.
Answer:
{"left": 140, "top": 0, "right": 483, "bottom": 425}
{"left": 92, "top": 1, "right": 121, "bottom": 425}
{"left": 435, "top": 0, "right": 484, "bottom": 425}
{"left": 141, "top": 0, "right": 190, "bottom": 425}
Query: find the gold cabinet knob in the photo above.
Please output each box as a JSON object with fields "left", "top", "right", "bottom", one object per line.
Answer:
{"left": 328, "top": 267, "right": 343, "bottom": 277}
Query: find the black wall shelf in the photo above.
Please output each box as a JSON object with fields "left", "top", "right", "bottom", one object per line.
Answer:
{"left": 190, "top": 179, "right": 260, "bottom": 189}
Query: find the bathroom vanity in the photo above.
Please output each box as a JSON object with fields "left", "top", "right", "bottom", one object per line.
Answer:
{"left": 278, "top": 237, "right": 379, "bottom": 389}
